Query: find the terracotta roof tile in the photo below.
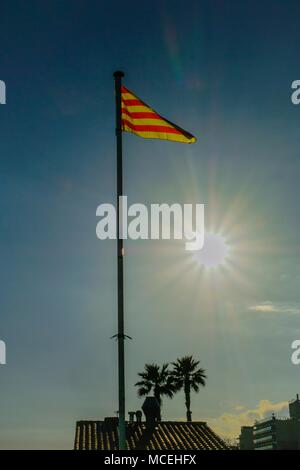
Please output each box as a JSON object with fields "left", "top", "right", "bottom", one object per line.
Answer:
{"left": 74, "top": 420, "right": 229, "bottom": 450}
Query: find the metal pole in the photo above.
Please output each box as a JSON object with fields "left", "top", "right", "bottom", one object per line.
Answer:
{"left": 113, "top": 70, "right": 126, "bottom": 450}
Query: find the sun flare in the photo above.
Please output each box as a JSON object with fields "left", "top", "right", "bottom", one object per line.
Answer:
{"left": 195, "top": 232, "right": 229, "bottom": 268}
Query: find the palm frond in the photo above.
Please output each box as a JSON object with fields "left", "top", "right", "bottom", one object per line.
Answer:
{"left": 137, "top": 386, "right": 150, "bottom": 397}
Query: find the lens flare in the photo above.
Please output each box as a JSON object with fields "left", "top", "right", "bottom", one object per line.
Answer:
{"left": 195, "top": 232, "right": 229, "bottom": 268}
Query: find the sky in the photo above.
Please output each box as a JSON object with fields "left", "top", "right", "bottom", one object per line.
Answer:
{"left": 1, "top": 0, "right": 300, "bottom": 449}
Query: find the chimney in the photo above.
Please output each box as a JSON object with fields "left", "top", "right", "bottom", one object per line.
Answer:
{"left": 128, "top": 412, "right": 135, "bottom": 423}
{"left": 136, "top": 410, "right": 142, "bottom": 423}
{"left": 142, "top": 397, "right": 160, "bottom": 427}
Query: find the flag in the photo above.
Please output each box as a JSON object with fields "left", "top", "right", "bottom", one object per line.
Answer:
{"left": 121, "top": 86, "right": 196, "bottom": 144}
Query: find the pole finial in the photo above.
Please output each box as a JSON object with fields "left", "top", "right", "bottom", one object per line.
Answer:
{"left": 114, "top": 70, "right": 124, "bottom": 78}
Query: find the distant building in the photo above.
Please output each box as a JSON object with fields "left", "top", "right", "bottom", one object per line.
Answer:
{"left": 239, "top": 394, "right": 300, "bottom": 450}
{"left": 239, "top": 426, "right": 254, "bottom": 450}
{"left": 74, "top": 397, "right": 229, "bottom": 450}
{"left": 253, "top": 414, "right": 300, "bottom": 450}
{"left": 289, "top": 393, "right": 300, "bottom": 420}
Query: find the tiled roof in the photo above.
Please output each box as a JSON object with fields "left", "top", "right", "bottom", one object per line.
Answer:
{"left": 74, "top": 419, "right": 229, "bottom": 450}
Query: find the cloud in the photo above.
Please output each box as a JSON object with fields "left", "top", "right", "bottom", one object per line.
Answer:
{"left": 207, "top": 400, "right": 288, "bottom": 439}
{"left": 234, "top": 405, "right": 245, "bottom": 411}
{"left": 249, "top": 301, "right": 300, "bottom": 315}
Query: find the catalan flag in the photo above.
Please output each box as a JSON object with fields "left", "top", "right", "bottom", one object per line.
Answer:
{"left": 121, "top": 86, "right": 196, "bottom": 144}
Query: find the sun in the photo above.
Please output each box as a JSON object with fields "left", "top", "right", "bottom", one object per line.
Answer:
{"left": 195, "top": 232, "right": 229, "bottom": 268}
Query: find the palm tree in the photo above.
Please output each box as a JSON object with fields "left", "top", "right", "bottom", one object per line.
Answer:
{"left": 171, "top": 356, "right": 206, "bottom": 422}
{"left": 135, "top": 363, "right": 175, "bottom": 420}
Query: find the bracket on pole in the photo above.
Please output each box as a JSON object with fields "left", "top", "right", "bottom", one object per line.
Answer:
{"left": 110, "top": 333, "right": 132, "bottom": 340}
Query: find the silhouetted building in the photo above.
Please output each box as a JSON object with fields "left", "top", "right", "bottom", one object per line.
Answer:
{"left": 253, "top": 414, "right": 300, "bottom": 450}
{"left": 289, "top": 393, "right": 300, "bottom": 420}
{"left": 239, "top": 426, "right": 254, "bottom": 450}
{"left": 239, "top": 394, "right": 300, "bottom": 450}
{"left": 74, "top": 397, "right": 229, "bottom": 450}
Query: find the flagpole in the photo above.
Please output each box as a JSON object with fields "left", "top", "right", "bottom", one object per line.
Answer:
{"left": 113, "top": 70, "right": 126, "bottom": 451}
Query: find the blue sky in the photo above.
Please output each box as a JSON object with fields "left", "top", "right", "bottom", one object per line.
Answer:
{"left": 1, "top": 0, "right": 300, "bottom": 448}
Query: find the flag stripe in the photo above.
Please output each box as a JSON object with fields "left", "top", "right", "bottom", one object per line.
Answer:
{"left": 121, "top": 108, "right": 163, "bottom": 120}
{"left": 122, "top": 99, "right": 144, "bottom": 106}
{"left": 122, "top": 127, "right": 193, "bottom": 142}
{"left": 122, "top": 119, "right": 183, "bottom": 135}
{"left": 122, "top": 117, "right": 174, "bottom": 127}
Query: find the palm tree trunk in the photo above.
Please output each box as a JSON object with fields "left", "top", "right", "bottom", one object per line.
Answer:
{"left": 184, "top": 381, "right": 192, "bottom": 422}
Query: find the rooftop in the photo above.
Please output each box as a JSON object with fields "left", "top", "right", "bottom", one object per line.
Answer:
{"left": 74, "top": 419, "right": 229, "bottom": 450}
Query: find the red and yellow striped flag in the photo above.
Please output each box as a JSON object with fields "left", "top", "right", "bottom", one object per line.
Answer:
{"left": 121, "top": 86, "right": 196, "bottom": 144}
